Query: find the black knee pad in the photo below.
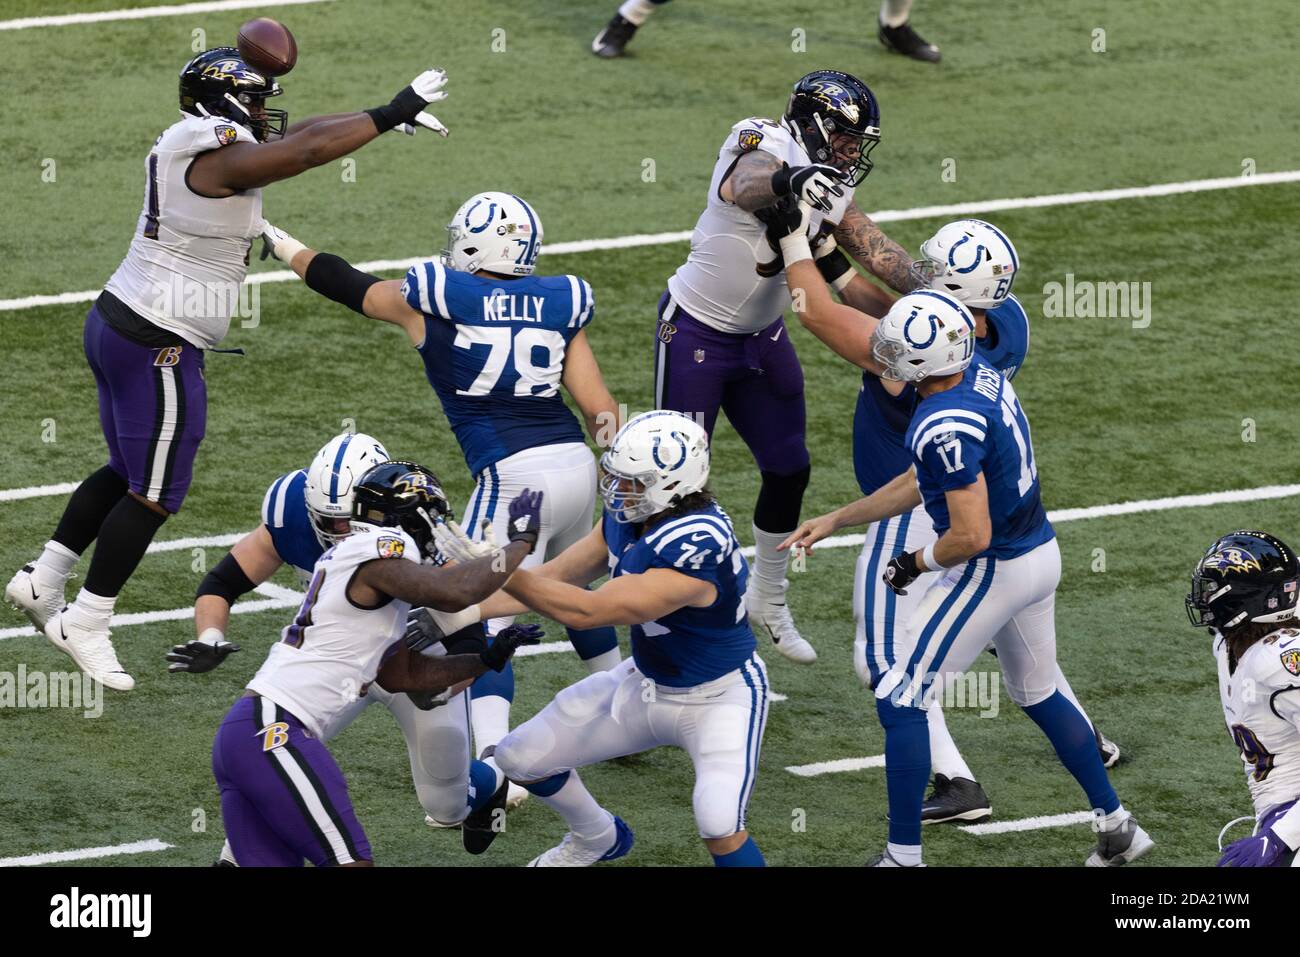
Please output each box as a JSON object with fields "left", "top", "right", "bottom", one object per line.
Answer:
{"left": 754, "top": 465, "right": 811, "bottom": 533}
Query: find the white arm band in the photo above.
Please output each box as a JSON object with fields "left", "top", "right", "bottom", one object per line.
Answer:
{"left": 921, "top": 544, "right": 952, "bottom": 573}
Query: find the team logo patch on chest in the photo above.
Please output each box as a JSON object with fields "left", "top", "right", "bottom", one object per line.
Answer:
{"left": 1281, "top": 649, "right": 1300, "bottom": 677}
{"left": 376, "top": 536, "right": 405, "bottom": 559}
{"left": 215, "top": 124, "right": 239, "bottom": 146}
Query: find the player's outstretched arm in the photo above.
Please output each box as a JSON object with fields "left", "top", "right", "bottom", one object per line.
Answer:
{"left": 375, "top": 624, "right": 538, "bottom": 695}
{"left": 261, "top": 223, "right": 424, "bottom": 343}
{"left": 478, "top": 521, "right": 611, "bottom": 620}
{"left": 170, "top": 526, "right": 283, "bottom": 673}
{"left": 834, "top": 201, "right": 925, "bottom": 295}
{"left": 505, "top": 566, "right": 714, "bottom": 630}
{"left": 562, "top": 330, "right": 619, "bottom": 447}
{"left": 780, "top": 468, "right": 923, "bottom": 553}
{"left": 882, "top": 477, "right": 992, "bottom": 595}
{"left": 189, "top": 69, "right": 448, "bottom": 195}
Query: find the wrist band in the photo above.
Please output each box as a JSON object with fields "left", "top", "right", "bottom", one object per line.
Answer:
{"left": 831, "top": 269, "right": 855, "bottom": 293}
{"left": 198, "top": 627, "right": 225, "bottom": 646}
{"left": 780, "top": 234, "right": 812, "bottom": 265}
{"left": 921, "top": 544, "right": 949, "bottom": 572}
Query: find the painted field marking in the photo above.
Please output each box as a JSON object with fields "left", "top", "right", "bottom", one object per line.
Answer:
{"left": 785, "top": 755, "right": 886, "bottom": 777}
{"left": 0, "top": 0, "right": 334, "bottom": 32}
{"left": 0, "top": 838, "right": 173, "bottom": 867}
{"left": 958, "top": 811, "right": 1095, "bottom": 835}
{"left": 4, "top": 171, "right": 1299, "bottom": 312}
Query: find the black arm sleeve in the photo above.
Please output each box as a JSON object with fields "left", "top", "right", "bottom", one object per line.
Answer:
{"left": 196, "top": 552, "right": 258, "bottom": 604}
{"left": 816, "top": 247, "right": 854, "bottom": 286}
{"left": 304, "top": 252, "right": 382, "bottom": 315}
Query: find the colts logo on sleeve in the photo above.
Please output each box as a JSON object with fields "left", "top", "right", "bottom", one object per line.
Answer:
{"left": 260, "top": 721, "right": 290, "bottom": 752}
{"left": 376, "top": 535, "right": 406, "bottom": 559}
{"left": 215, "top": 124, "right": 239, "bottom": 146}
{"left": 737, "top": 129, "right": 764, "bottom": 151}
{"left": 153, "top": 346, "right": 183, "bottom": 367}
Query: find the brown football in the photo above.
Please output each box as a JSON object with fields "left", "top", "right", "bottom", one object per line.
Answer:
{"left": 237, "top": 18, "right": 297, "bottom": 77}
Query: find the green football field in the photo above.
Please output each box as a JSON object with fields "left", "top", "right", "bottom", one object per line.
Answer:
{"left": 2, "top": 0, "right": 1299, "bottom": 867}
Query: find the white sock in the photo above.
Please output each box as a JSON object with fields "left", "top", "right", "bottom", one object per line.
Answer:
{"left": 1053, "top": 666, "right": 1094, "bottom": 732}
{"left": 927, "top": 700, "right": 975, "bottom": 780}
{"left": 1097, "top": 805, "right": 1131, "bottom": 833}
{"left": 538, "top": 771, "right": 614, "bottom": 841}
{"left": 887, "top": 841, "right": 923, "bottom": 866}
{"left": 880, "top": 0, "right": 912, "bottom": 27}
{"left": 472, "top": 694, "right": 511, "bottom": 759}
{"left": 583, "top": 647, "right": 623, "bottom": 673}
{"left": 36, "top": 540, "right": 78, "bottom": 579}
{"left": 70, "top": 587, "right": 115, "bottom": 625}
{"left": 218, "top": 840, "right": 238, "bottom": 866}
{"left": 750, "top": 524, "right": 791, "bottom": 600}
{"left": 618, "top": 0, "right": 658, "bottom": 26}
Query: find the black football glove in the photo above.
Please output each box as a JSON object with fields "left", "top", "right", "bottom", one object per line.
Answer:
{"left": 404, "top": 607, "right": 446, "bottom": 653}
{"left": 756, "top": 193, "right": 807, "bottom": 247}
{"left": 771, "top": 162, "right": 845, "bottom": 213}
{"left": 506, "top": 489, "right": 544, "bottom": 552}
{"left": 167, "top": 637, "right": 241, "bottom": 674}
{"left": 883, "top": 551, "right": 923, "bottom": 596}
{"left": 479, "top": 623, "right": 544, "bottom": 672}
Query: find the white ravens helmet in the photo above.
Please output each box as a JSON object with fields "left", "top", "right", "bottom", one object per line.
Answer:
{"left": 442, "top": 191, "right": 544, "bottom": 277}
{"left": 599, "top": 410, "right": 710, "bottom": 524}
{"left": 912, "top": 219, "right": 1019, "bottom": 309}
{"left": 870, "top": 290, "right": 976, "bottom": 383}
{"left": 304, "top": 432, "right": 391, "bottom": 546}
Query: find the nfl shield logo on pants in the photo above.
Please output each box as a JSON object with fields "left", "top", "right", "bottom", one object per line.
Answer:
{"left": 694, "top": 349, "right": 705, "bottom": 363}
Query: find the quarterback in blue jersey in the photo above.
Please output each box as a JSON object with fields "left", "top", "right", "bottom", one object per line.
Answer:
{"left": 262, "top": 193, "right": 624, "bottom": 803}
{"left": 443, "top": 411, "right": 769, "bottom": 867}
{"left": 782, "top": 287, "right": 1153, "bottom": 868}
{"left": 169, "top": 432, "right": 519, "bottom": 860}
{"left": 780, "top": 216, "right": 1119, "bottom": 824}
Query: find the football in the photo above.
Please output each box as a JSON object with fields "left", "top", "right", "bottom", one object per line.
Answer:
{"left": 236, "top": 17, "right": 297, "bottom": 77}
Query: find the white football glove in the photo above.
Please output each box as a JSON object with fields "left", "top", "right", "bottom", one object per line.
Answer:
{"left": 397, "top": 112, "right": 450, "bottom": 138}
{"left": 787, "top": 164, "right": 846, "bottom": 213}
{"left": 777, "top": 201, "right": 814, "bottom": 265}
{"left": 410, "top": 68, "right": 449, "bottom": 105}
{"left": 432, "top": 519, "right": 498, "bottom": 564}
{"left": 259, "top": 220, "right": 307, "bottom": 264}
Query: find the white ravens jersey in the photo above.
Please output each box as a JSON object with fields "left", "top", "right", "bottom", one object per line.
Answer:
{"left": 246, "top": 524, "right": 421, "bottom": 739}
{"left": 1216, "top": 626, "right": 1300, "bottom": 833}
{"left": 103, "top": 114, "right": 263, "bottom": 349}
{"left": 667, "top": 116, "right": 855, "bottom": 335}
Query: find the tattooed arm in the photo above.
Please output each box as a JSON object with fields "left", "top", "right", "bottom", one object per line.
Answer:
{"left": 834, "top": 201, "right": 923, "bottom": 294}
{"left": 719, "top": 151, "right": 786, "bottom": 212}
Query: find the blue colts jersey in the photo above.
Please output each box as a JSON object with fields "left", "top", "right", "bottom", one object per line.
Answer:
{"left": 401, "top": 259, "right": 592, "bottom": 476}
{"left": 603, "top": 503, "right": 756, "bottom": 687}
{"left": 260, "top": 469, "right": 324, "bottom": 582}
{"left": 852, "top": 294, "right": 1029, "bottom": 495}
{"left": 906, "top": 359, "right": 1054, "bottom": 560}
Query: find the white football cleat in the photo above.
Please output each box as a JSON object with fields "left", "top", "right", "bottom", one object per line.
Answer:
{"left": 1086, "top": 817, "right": 1154, "bottom": 867}
{"left": 747, "top": 581, "right": 816, "bottom": 663}
{"left": 528, "top": 815, "right": 634, "bottom": 867}
{"left": 424, "top": 815, "right": 459, "bottom": 829}
{"left": 6, "top": 563, "right": 68, "bottom": 630}
{"left": 44, "top": 607, "right": 135, "bottom": 691}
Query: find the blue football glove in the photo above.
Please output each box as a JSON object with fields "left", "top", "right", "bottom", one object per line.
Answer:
{"left": 506, "top": 489, "right": 544, "bottom": 552}
{"left": 1217, "top": 827, "right": 1290, "bottom": 867}
{"left": 479, "top": 623, "right": 544, "bottom": 672}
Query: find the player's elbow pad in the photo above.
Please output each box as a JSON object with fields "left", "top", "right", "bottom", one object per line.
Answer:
{"left": 304, "top": 252, "right": 381, "bottom": 315}
{"left": 196, "top": 552, "right": 258, "bottom": 604}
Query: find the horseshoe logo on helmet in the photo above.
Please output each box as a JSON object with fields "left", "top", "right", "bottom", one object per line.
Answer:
{"left": 464, "top": 199, "right": 499, "bottom": 234}
{"left": 903, "top": 308, "right": 941, "bottom": 349}
{"left": 651, "top": 432, "right": 689, "bottom": 471}
{"left": 947, "top": 235, "right": 988, "bottom": 275}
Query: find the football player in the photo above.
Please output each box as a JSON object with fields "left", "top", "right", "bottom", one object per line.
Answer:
{"left": 261, "top": 193, "right": 623, "bottom": 801}
{"left": 5, "top": 46, "right": 451, "bottom": 691}
{"left": 877, "top": 0, "right": 941, "bottom": 63}
{"left": 655, "top": 69, "right": 917, "bottom": 665}
{"left": 781, "top": 213, "right": 1120, "bottom": 824}
{"left": 211, "top": 461, "right": 542, "bottom": 866}
{"left": 780, "top": 281, "right": 1153, "bottom": 867}
{"left": 443, "top": 411, "right": 768, "bottom": 866}
{"left": 1187, "top": 531, "right": 1300, "bottom": 867}
{"left": 592, "top": 0, "right": 672, "bottom": 57}
{"left": 170, "top": 433, "right": 520, "bottom": 855}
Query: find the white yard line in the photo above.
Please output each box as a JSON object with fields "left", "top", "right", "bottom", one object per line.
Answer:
{"left": 0, "top": 0, "right": 334, "bottom": 32}
{"left": 958, "top": 811, "right": 1095, "bottom": 835}
{"left": 4, "top": 481, "right": 1298, "bottom": 640}
{"left": 785, "top": 755, "right": 886, "bottom": 777}
{"left": 0, "top": 481, "right": 80, "bottom": 502}
{"left": 4, "top": 171, "right": 1298, "bottom": 312}
{"left": 0, "top": 838, "right": 173, "bottom": 867}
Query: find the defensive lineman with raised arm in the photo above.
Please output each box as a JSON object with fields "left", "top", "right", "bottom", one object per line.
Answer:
{"left": 1187, "top": 531, "right": 1300, "bottom": 867}
{"left": 262, "top": 192, "right": 623, "bottom": 800}
{"left": 5, "top": 45, "right": 451, "bottom": 691}
{"left": 775, "top": 212, "right": 1120, "bottom": 824}
{"left": 447, "top": 411, "right": 769, "bottom": 867}
{"left": 780, "top": 279, "right": 1153, "bottom": 867}
{"left": 211, "top": 461, "right": 543, "bottom": 866}
{"left": 656, "top": 70, "right": 919, "bottom": 665}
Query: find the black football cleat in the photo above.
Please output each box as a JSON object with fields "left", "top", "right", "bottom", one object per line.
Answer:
{"left": 462, "top": 776, "right": 510, "bottom": 854}
{"left": 592, "top": 14, "right": 638, "bottom": 58}
{"left": 878, "top": 19, "right": 941, "bottom": 63}
{"left": 920, "top": 774, "right": 992, "bottom": 825}
{"left": 1096, "top": 727, "right": 1122, "bottom": 768}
